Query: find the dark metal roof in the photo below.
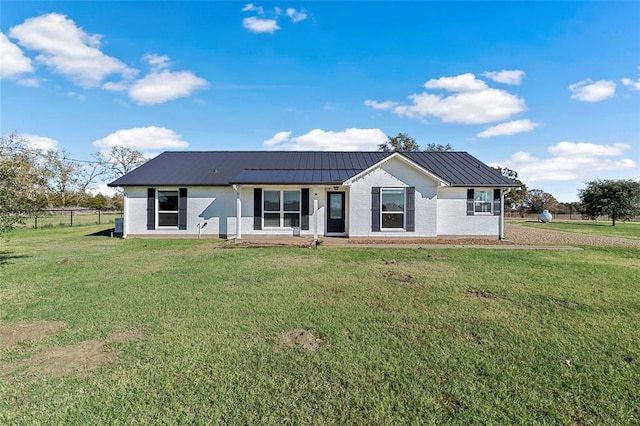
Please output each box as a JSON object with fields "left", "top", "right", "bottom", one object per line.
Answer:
{"left": 109, "top": 151, "right": 515, "bottom": 187}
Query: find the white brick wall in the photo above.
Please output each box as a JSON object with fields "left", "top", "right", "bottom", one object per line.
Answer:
{"left": 348, "top": 156, "right": 438, "bottom": 237}
{"left": 123, "top": 186, "right": 236, "bottom": 237}
{"left": 436, "top": 187, "right": 500, "bottom": 237}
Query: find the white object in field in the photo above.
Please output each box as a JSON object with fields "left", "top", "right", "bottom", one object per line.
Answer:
{"left": 539, "top": 210, "right": 553, "bottom": 223}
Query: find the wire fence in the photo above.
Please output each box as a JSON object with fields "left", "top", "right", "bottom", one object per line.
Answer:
{"left": 506, "top": 211, "right": 640, "bottom": 222}
{"left": 24, "top": 209, "right": 123, "bottom": 229}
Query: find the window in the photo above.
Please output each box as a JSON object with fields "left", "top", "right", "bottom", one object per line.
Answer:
{"left": 263, "top": 190, "right": 300, "bottom": 228}
{"left": 381, "top": 188, "right": 405, "bottom": 229}
{"left": 158, "top": 190, "right": 179, "bottom": 227}
{"left": 474, "top": 190, "right": 492, "bottom": 214}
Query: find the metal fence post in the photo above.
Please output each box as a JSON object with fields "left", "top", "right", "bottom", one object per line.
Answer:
{"left": 70, "top": 210, "right": 73, "bottom": 227}
{"left": 98, "top": 208, "right": 101, "bottom": 225}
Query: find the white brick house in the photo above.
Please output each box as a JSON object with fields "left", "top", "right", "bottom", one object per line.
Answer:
{"left": 109, "top": 151, "right": 517, "bottom": 240}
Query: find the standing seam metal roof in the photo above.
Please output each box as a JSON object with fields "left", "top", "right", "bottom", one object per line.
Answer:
{"left": 108, "top": 151, "right": 516, "bottom": 187}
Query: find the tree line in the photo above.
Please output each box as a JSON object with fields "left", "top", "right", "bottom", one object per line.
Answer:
{"left": 1, "top": 131, "right": 146, "bottom": 235}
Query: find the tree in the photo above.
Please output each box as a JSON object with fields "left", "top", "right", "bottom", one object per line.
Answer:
{"left": 424, "top": 143, "right": 454, "bottom": 152}
{"left": 43, "top": 149, "right": 81, "bottom": 208}
{"left": 521, "top": 188, "right": 558, "bottom": 215}
{"left": 378, "top": 133, "right": 421, "bottom": 152}
{"left": 579, "top": 179, "right": 640, "bottom": 226}
{"left": 0, "top": 132, "right": 47, "bottom": 236}
{"left": 97, "top": 146, "right": 147, "bottom": 181}
{"left": 493, "top": 167, "right": 527, "bottom": 211}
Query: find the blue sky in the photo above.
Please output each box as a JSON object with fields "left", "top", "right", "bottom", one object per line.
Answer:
{"left": 1, "top": 1, "right": 638, "bottom": 201}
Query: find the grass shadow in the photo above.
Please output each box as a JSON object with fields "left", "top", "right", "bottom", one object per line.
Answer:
{"left": 0, "top": 250, "right": 31, "bottom": 265}
{"left": 85, "top": 228, "right": 116, "bottom": 238}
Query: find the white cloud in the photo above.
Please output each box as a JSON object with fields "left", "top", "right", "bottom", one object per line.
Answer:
{"left": 92, "top": 126, "right": 189, "bottom": 151}
{"left": 364, "top": 99, "right": 399, "bottom": 110}
{"left": 128, "top": 69, "right": 208, "bottom": 104}
{"left": 569, "top": 79, "right": 616, "bottom": 102}
{"left": 547, "top": 141, "right": 631, "bottom": 157}
{"left": 367, "top": 73, "right": 526, "bottom": 124}
{"left": 143, "top": 53, "right": 172, "bottom": 71}
{"left": 102, "top": 81, "right": 129, "bottom": 92}
{"left": 424, "top": 73, "right": 488, "bottom": 92}
{"left": 88, "top": 183, "right": 117, "bottom": 197}
{"left": 622, "top": 77, "right": 640, "bottom": 90}
{"left": 17, "top": 78, "right": 40, "bottom": 87}
{"left": 263, "top": 131, "right": 292, "bottom": 146}
{"left": 481, "top": 70, "right": 525, "bottom": 85}
{"left": 23, "top": 133, "right": 58, "bottom": 151}
{"left": 395, "top": 88, "right": 525, "bottom": 124}
{"left": 8, "top": 13, "right": 135, "bottom": 87}
{"left": 621, "top": 67, "right": 640, "bottom": 90}
{"left": 242, "top": 3, "right": 264, "bottom": 14}
{"left": 263, "top": 128, "right": 387, "bottom": 151}
{"left": 477, "top": 119, "right": 541, "bottom": 138}
{"left": 242, "top": 17, "right": 280, "bottom": 33}
{"left": 286, "top": 8, "right": 308, "bottom": 23}
{"left": 492, "top": 141, "right": 635, "bottom": 184}
{"left": 0, "top": 32, "right": 34, "bottom": 78}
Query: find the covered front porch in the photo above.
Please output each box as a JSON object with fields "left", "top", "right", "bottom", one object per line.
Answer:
{"left": 231, "top": 184, "right": 349, "bottom": 239}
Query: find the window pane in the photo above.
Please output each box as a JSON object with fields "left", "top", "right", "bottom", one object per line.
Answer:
{"left": 474, "top": 190, "right": 491, "bottom": 202}
{"left": 382, "top": 213, "right": 404, "bottom": 228}
{"left": 264, "top": 213, "right": 280, "bottom": 227}
{"left": 158, "top": 213, "right": 178, "bottom": 227}
{"left": 158, "top": 191, "right": 178, "bottom": 211}
{"left": 382, "top": 189, "right": 404, "bottom": 212}
{"left": 330, "top": 193, "right": 343, "bottom": 219}
{"left": 283, "top": 191, "right": 300, "bottom": 211}
{"left": 475, "top": 202, "right": 492, "bottom": 213}
{"left": 264, "top": 191, "right": 280, "bottom": 212}
{"left": 284, "top": 213, "right": 300, "bottom": 227}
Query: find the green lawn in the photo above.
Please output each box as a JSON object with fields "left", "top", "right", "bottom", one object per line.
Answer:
{"left": 513, "top": 219, "right": 640, "bottom": 240}
{"left": 1, "top": 225, "right": 639, "bottom": 424}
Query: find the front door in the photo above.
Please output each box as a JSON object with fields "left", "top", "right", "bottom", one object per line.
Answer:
{"left": 327, "top": 192, "right": 345, "bottom": 233}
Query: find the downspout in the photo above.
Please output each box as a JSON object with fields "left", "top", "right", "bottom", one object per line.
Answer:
{"left": 234, "top": 185, "right": 242, "bottom": 239}
{"left": 500, "top": 188, "right": 510, "bottom": 240}
{"left": 313, "top": 189, "right": 319, "bottom": 241}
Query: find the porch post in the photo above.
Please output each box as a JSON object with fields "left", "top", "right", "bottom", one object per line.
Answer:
{"left": 313, "top": 189, "right": 319, "bottom": 240}
{"left": 236, "top": 186, "right": 242, "bottom": 239}
{"left": 500, "top": 189, "right": 505, "bottom": 240}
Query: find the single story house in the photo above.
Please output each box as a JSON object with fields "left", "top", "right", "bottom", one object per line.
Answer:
{"left": 109, "top": 151, "right": 517, "bottom": 240}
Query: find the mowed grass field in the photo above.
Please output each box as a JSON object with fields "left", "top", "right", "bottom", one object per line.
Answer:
{"left": 1, "top": 225, "right": 639, "bottom": 424}
{"left": 514, "top": 219, "right": 640, "bottom": 240}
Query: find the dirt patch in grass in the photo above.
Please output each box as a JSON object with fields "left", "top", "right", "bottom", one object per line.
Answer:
{"left": 57, "top": 258, "right": 76, "bottom": 264}
{"left": 280, "top": 329, "right": 323, "bottom": 351}
{"left": 23, "top": 341, "right": 115, "bottom": 377}
{"left": 383, "top": 271, "right": 419, "bottom": 287}
{"left": 0, "top": 321, "right": 66, "bottom": 351}
{"left": 556, "top": 301, "right": 579, "bottom": 309}
{"left": 467, "top": 288, "right": 496, "bottom": 299}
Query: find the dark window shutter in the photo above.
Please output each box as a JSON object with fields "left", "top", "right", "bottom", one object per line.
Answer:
{"left": 493, "top": 188, "right": 501, "bottom": 216}
{"left": 466, "top": 189, "right": 474, "bottom": 216}
{"left": 178, "top": 188, "right": 188, "bottom": 230}
{"left": 371, "top": 187, "right": 381, "bottom": 232}
{"left": 147, "top": 188, "right": 156, "bottom": 230}
{"left": 253, "top": 188, "right": 262, "bottom": 230}
{"left": 406, "top": 187, "right": 415, "bottom": 232}
{"left": 301, "top": 188, "right": 309, "bottom": 230}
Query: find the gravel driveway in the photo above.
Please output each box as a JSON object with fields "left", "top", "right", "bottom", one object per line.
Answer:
{"left": 504, "top": 222, "right": 640, "bottom": 248}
